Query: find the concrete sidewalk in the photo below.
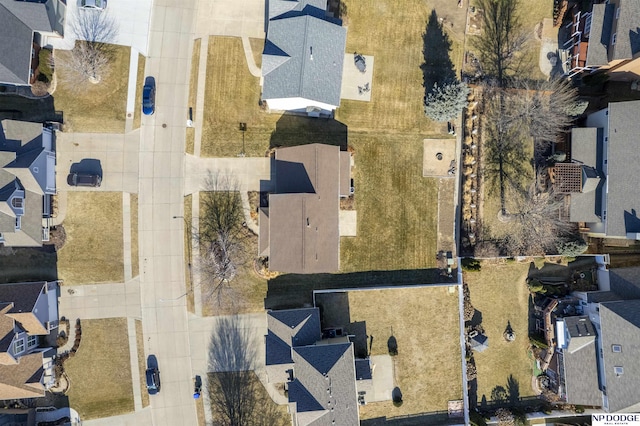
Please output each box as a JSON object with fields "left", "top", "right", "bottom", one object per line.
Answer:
{"left": 58, "top": 279, "right": 142, "bottom": 320}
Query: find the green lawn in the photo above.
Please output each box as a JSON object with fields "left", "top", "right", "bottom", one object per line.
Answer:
{"left": 53, "top": 45, "right": 130, "bottom": 133}
{"left": 65, "top": 318, "right": 134, "bottom": 420}
{"left": 463, "top": 261, "right": 536, "bottom": 405}
{"left": 58, "top": 192, "right": 124, "bottom": 285}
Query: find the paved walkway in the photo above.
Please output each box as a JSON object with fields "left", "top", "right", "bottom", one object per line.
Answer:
{"left": 195, "top": 0, "right": 265, "bottom": 38}
{"left": 125, "top": 49, "right": 140, "bottom": 134}
{"left": 184, "top": 154, "right": 272, "bottom": 194}
{"left": 241, "top": 36, "right": 262, "bottom": 77}
{"left": 123, "top": 193, "right": 133, "bottom": 282}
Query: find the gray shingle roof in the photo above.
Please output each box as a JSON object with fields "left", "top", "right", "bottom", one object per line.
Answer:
{"left": 0, "top": 282, "right": 44, "bottom": 314}
{"left": 562, "top": 339, "right": 602, "bottom": 406}
{"left": 610, "top": 0, "right": 640, "bottom": 61}
{"left": 0, "top": 5, "right": 34, "bottom": 85}
{"left": 609, "top": 267, "right": 640, "bottom": 300}
{"left": 266, "top": 331, "right": 294, "bottom": 366}
{"left": 262, "top": 13, "right": 346, "bottom": 108}
{"left": 268, "top": 0, "right": 327, "bottom": 21}
{"left": 571, "top": 127, "right": 601, "bottom": 166}
{"left": 600, "top": 300, "right": 640, "bottom": 412}
{"left": 586, "top": 3, "right": 614, "bottom": 67}
{"left": 291, "top": 342, "right": 359, "bottom": 426}
{"left": 288, "top": 379, "right": 326, "bottom": 412}
{"left": 602, "top": 101, "right": 640, "bottom": 237}
{"left": 268, "top": 307, "right": 321, "bottom": 348}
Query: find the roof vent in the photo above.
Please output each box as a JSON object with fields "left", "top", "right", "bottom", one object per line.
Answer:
{"left": 614, "top": 366, "right": 624, "bottom": 376}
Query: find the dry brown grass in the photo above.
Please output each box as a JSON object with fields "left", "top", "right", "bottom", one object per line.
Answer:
{"left": 198, "top": 192, "right": 267, "bottom": 316}
{"left": 133, "top": 54, "right": 146, "bottom": 130}
{"left": 341, "top": 134, "right": 439, "bottom": 272}
{"left": 58, "top": 192, "right": 124, "bottom": 285}
{"left": 249, "top": 38, "right": 264, "bottom": 69}
{"left": 130, "top": 193, "right": 139, "bottom": 278}
{"left": 201, "top": 36, "right": 280, "bottom": 157}
{"left": 347, "top": 287, "right": 462, "bottom": 418}
{"left": 186, "top": 39, "right": 201, "bottom": 155}
{"left": 135, "top": 319, "right": 149, "bottom": 408}
{"left": 184, "top": 194, "right": 195, "bottom": 313}
{"left": 463, "top": 260, "right": 536, "bottom": 402}
{"left": 53, "top": 45, "right": 130, "bottom": 133}
{"left": 65, "top": 318, "right": 134, "bottom": 420}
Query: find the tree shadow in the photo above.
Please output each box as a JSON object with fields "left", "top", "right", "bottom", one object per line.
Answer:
{"left": 507, "top": 374, "right": 520, "bottom": 405}
{"left": 421, "top": 9, "right": 456, "bottom": 96}
{"left": 504, "top": 320, "right": 513, "bottom": 337}
{"left": 269, "top": 114, "right": 348, "bottom": 151}
{"left": 208, "top": 315, "right": 256, "bottom": 372}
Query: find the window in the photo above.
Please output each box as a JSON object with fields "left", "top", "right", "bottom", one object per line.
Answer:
{"left": 15, "top": 216, "right": 20, "bottom": 230}
{"left": 612, "top": 344, "right": 622, "bottom": 353}
{"left": 612, "top": 33, "right": 617, "bottom": 45}
{"left": 13, "top": 338, "right": 25, "bottom": 354}
{"left": 11, "top": 197, "right": 22, "bottom": 208}
{"left": 616, "top": 7, "right": 620, "bottom": 19}
{"left": 614, "top": 366, "right": 624, "bottom": 376}
{"left": 27, "top": 335, "right": 38, "bottom": 348}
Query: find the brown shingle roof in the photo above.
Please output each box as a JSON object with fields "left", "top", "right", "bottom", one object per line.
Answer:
{"left": 0, "top": 352, "right": 45, "bottom": 400}
{"left": 266, "top": 144, "right": 344, "bottom": 273}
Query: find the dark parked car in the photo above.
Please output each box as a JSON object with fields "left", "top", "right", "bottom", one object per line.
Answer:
{"left": 142, "top": 77, "right": 156, "bottom": 115}
{"left": 145, "top": 367, "right": 161, "bottom": 394}
{"left": 67, "top": 172, "right": 101, "bottom": 187}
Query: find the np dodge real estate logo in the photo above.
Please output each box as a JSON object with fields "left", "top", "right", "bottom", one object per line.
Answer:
{"left": 593, "top": 414, "right": 640, "bottom": 426}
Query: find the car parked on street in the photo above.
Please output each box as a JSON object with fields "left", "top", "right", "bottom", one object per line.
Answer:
{"left": 145, "top": 367, "right": 161, "bottom": 394}
{"left": 142, "top": 77, "right": 156, "bottom": 115}
{"left": 80, "top": 0, "right": 107, "bottom": 10}
{"left": 67, "top": 172, "right": 101, "bottom": 187}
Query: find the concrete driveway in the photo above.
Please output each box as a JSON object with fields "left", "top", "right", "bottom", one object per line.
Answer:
{"left": 195, "top": 0, "right": 266, "bottom": 38}
{"left": 55, "top": 131, "right": 139, "bottom": 193}
{"left": 46, "top": 0, "right": 153, "bottom": 55}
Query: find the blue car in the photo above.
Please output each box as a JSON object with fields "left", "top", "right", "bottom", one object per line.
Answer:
{"left": 142, "top": 77, "right": 156, "bottom": 115}
{"left": 145, "top": 367, "right": 161, "bottom": 394}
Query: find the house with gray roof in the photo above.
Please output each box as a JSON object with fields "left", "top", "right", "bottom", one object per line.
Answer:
{"left": 265, "top": 307, "right": 371, "bottom": 425}
{"left": 0, "top": 120, "right": 56, "bottom": 247}
{"left": 548, "top": 266, "right": 640, "bottom": 411}
{"left": 259, "top": 143, "right": 351, "bottom": 274}
{"left": 563, "top": 0, "right": 640, "bottom": 80}
{"left": 553, "top": 100, "right": 640, "bottom": 240}
{"left": 0, "top": 0, "right": 66, "bottom": 86}
{"left": 261, "top": 0, "right": 347, "bottom": 116}
{"left": 0, "top": 281, "right": 59, "bottom": 401}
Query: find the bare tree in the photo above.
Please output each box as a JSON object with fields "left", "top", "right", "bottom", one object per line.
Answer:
{"left": 195, "top": 172, "right": 251, "bottom": 306}
{"left": 472, "top": 0, "right": 529, "bottom": 84}
{"left": 502, "top": 78, "right": 579, "bottom": 147}
{"left": 63, "top": 10, "right": 119, "bottom": 85}
{"left": 207, "top": 316, "right": 287, "bottom": 426}
{"left": 502, "top": 174, "right": 575, "bottom": 256}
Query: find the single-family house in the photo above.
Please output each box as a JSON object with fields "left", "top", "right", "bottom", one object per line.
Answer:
{"left": 562, "top": 0, "right": 640, "bottom": 80}
{"left": 0, "top": 0, "right": 66, "bottom": 86}
{"left": 547, "top": 266, "right": 640, "bottom": 411}
{"left": 0, "top": 281, "right": 59, "bottom": 400}
{"left": 259, "top": 143, "right": 351, "bottom": 274}
{"left": 261, "top": 0, "right": 347, "bottom": 116}
{"left": 0, "top": 119, "right": 57, "bottom": 247}
{"left": 265, "top": 308, "right": 371, "bottom": 425}
{"left": 553, "top": 100, "right": 640, "bottom": 240}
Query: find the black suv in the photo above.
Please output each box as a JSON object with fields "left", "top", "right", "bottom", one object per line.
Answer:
{"left": 145, "top": 367, "right": 161, "bottom": 394}
{"left": 67, "top": 172, "right": 101, "bottom": 187}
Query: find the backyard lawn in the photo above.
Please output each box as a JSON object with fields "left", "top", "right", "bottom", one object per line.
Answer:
{"left": 341, "top": 134, "right": 439, "bottom": 272}
{"left": 53, "top": 45, "right": 130, "bottom": 133}
{"left": 463, "top": 260, "right": 536, "bottom": 406}
{"left": 346, "top": 287, "right": 462, "bottom": 418}
{"left": 58, "top": 192, "right": 124, "bottom": 285}
{"left": 65, "top": 318, "right": 134, "bottom": 420}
